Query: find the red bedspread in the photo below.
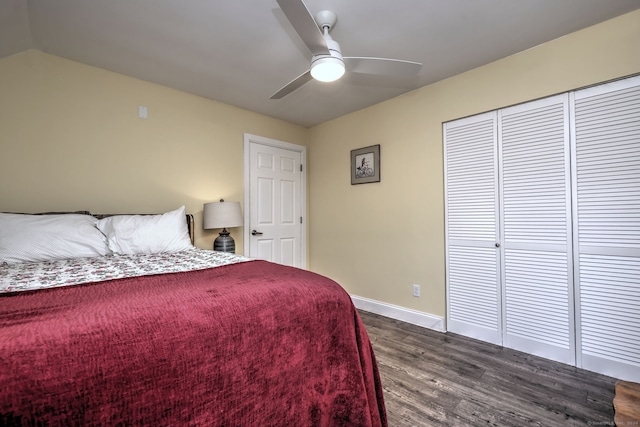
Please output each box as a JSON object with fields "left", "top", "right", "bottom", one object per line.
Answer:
{"left": 0, "top": 260, "right": 386, "bottom": 426}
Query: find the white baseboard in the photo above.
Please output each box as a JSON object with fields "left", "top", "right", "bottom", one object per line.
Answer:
{"left": 351, "top": 295, "right": 446, "bottom": 332}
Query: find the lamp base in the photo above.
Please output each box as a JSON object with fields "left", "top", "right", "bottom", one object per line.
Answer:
{"left": 213, "top": 228, "right": 235, "bottom": 253}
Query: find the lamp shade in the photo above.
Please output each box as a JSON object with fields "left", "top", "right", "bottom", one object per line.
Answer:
{"left": 203, "top": 200, "right": 243, "bottom": 230}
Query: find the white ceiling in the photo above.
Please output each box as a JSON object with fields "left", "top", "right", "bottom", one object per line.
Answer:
{"left": 1, "top": 0, "right": 639, "bottom": 127}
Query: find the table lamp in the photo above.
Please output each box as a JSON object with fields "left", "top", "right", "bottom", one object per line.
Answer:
{"left": 203, "top": 199, "right": 243, "bottom": 253}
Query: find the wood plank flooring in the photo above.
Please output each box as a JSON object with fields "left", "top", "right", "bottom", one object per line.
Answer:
{"left": 359, "top": 310, "right": 617, "bottom": 427}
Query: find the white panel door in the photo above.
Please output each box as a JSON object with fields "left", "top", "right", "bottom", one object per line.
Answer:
{"left": 249, "top": 142, "right": 302, "bottom": 267}
{"left": 572, "top": 76, "right": 640, "bottom": 381}
{"left": 444, "top": 112, "right": 502, "bottom": 345}
{"left": 499, "top": 95, "right": 575, "bottom": 364}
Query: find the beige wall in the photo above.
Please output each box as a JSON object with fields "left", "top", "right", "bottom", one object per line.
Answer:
{"left": 0, "top": 50, "right": 308, "bottom": 251}
{"left": 307, "top": 10, "right": 640, "bottom": 318}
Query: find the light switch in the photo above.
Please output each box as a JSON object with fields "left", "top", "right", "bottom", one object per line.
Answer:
{"left": 138, "top": 105, "right": 148, "bottom": 119}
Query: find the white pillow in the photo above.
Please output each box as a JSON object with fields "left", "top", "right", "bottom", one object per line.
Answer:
{"left": 95, "top": 206, "right": 192, "bottom": 255}
{"left": 0, "top": 213, "right": 111, "bottom": 264}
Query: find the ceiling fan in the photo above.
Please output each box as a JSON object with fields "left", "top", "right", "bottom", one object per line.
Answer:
{"left": 270, "top": 0, "right": 423, "bottom": 99}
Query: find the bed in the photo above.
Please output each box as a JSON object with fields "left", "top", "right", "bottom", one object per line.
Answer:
{"left": 0, "top": 208, "right": 386, "bottom": 426}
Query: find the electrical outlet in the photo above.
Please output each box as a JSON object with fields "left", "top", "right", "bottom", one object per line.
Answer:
{"left": 412, "top": 284, "right": 421, "bottom": 297}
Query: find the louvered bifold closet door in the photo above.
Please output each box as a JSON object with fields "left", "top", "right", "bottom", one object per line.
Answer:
{"left": 572, "top": 75, "right": 640, "bottom": 382}
{"left": 499, "top": 95, "right": 575, "bottom": 365}
{"left": 444, "top": 112, "right": 502, "bottom": 345}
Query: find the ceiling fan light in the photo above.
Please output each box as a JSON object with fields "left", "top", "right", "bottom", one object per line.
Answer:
{"left": 310, "top": 57, "right": 345, "bottom": 82}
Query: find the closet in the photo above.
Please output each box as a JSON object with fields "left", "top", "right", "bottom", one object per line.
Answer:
{"left": 444, "top": 75, "right": 640, "bottom": 382}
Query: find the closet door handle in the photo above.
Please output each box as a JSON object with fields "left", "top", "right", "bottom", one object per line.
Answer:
{"left": 252, "top": 230, "right": 263, "bottom": 236}
{"left": 495, "top": 243, "right": 501, "bottom": 248}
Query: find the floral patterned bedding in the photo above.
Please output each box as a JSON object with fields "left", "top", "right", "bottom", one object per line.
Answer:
{"left": 0, "top": 248, "right": 249, "bottom": 293}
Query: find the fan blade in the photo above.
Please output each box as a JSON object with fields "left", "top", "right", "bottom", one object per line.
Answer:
{"left": 270, "top": 70, "right": 313, "bottom": 99}
{"left": 344, "top": 57, "right": 422, "bottom": 77}
{"left": 277, "top": 0, "right": 329, "bottom": 55}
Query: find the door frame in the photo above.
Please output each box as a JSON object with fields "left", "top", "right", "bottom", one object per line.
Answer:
{"left": 243, "top": 133, "right": 307, "bottom": 268}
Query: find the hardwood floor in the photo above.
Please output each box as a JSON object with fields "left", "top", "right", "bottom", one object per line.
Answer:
{"left": 359, "top": 310, "right": 618, "bottom": 427}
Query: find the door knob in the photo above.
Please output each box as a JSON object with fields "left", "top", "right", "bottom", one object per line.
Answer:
{"left": 252, "top": 230, "right": 263, "bottom": 236}
{"left": 495, "top": 243, "right": 501, "bottom": 248}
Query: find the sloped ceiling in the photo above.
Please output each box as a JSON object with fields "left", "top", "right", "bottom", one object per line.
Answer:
{"left": 1, "top": 0, "right": 639, "bottom": 127}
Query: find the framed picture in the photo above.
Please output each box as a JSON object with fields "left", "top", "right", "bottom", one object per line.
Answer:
{"left": 351, "top": 144, "right": 380, "bottom": 185}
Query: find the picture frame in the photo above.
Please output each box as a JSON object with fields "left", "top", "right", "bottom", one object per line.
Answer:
{"left": 351, "top": 144, "right": 380, "bottom": 185}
